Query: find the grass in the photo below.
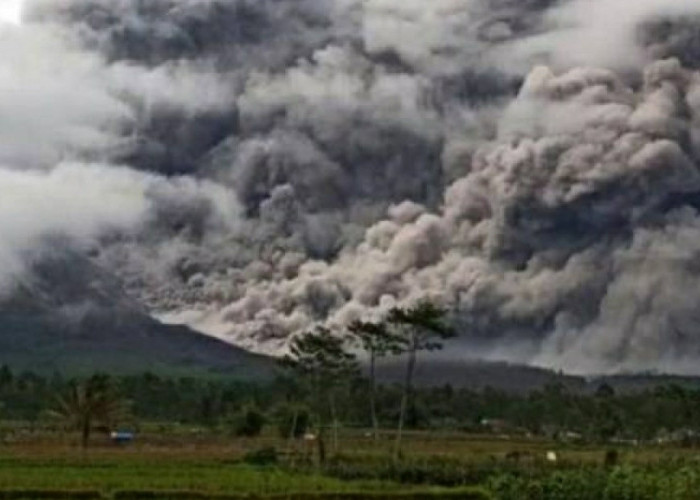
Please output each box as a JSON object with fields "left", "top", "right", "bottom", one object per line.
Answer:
{"left": 0, "top": 490, "right": 492, "bottom": 500}
{"left": 0, "top": 459, "right": 398, "bottom": 495}
{"left": 2, "top": 427, "right": 700, "bottom": 499}
{"left": 0, "top": 430, "right": 501, "bottom": 499}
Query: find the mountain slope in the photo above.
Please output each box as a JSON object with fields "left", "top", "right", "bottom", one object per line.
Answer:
{"left": 0, "top": 249, "right": 274, "bottom": 378}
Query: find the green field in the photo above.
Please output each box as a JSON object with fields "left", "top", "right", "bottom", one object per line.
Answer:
{"left": 3, "top": 429, "right": 700, "bottom": 499}
{"left": 0, "top": 431, "right": 491, "bottom": 499}
{"left": 0, "top": 458, "right": 487, "bottom": 499}
{"left": 0, "top": 460, "right": 387, "bottom": 494}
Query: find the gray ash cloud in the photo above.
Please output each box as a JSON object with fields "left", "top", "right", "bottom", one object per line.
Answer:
{"left": 7, "top": 0, "right": 700, "bottom": 373}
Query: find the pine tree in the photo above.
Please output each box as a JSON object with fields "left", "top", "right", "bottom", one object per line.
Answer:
{"left": 388, "top": 301, "right": 454, "bottom": 459}
{"left": 349, "top": 320, "right": 403, "bottom": 441}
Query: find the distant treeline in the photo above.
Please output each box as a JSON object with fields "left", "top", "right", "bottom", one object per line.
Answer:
{"left": 2, "top": 364, "right": 700, "bottom": 442}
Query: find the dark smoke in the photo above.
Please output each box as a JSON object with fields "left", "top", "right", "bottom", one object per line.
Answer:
{"left": 8, "top": 0, "right": 700, "bottom": 374}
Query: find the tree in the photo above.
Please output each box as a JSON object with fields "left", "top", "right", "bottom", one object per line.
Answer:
{"left": 348, "top": 320, "right": 403, "bottom": 441}
{"left": 387, "top": 301, "right": 454, "bottom": 459}
{"left": 281, "top": 326, "right": 358, "bottom": 463}
{"left": 276, "top": 403, "right": 310, "bottom": 439}
{"left": 48, "top": 374, "right": 129, "bottom": 450}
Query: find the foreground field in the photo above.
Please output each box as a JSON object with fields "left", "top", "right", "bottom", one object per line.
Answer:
{"left": 0, "top": 432, "right": 491, "bottom": 499}
{"left": 6, "top": 427, "right": 699, "bottom": 468}
{"left": 4, "top": 429, "right": 700, "bottom": 499}
{"left": 0, "top": 460, "right": 391, "bottom": 495}
{"left": 0, "top": 457, "right": 489, "bottom": 499}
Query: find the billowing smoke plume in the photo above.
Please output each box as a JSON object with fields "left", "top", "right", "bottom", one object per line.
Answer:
{"left": 0, "top": 14, "right": 239, "bottom": 291}
{"left": 6, "top": 0, "right": 700, "bottom": 374}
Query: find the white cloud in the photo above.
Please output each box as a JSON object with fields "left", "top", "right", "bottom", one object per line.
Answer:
{"left": 0, "top": 161, "right": 241, "bottom": 290}
{"left": 514, "top": 0, "right": 700, "bottom": 70}
{"left": 0, "top": 24, "right": 132, "bottom": 168}
{"left": 0, "top": 163, "right": 149, "bottom": 286}
{"left": 0, "top": 0, "right": 24, "bottom": 25}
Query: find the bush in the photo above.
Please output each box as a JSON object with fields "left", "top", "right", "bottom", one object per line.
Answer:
{"left": 604, "top": 449, "right": 618, "bottom": 468}
{"left": 539, "top": 470, "right": 607, "bottom": 500}
{"left": 229, "top": 405, "right": 266, "bottom": 437}
{"left": 603, "top": 465, "right": 657, "bottom": 500}
{"left": 485, "top": 465, "right": 700, "bottom": 500}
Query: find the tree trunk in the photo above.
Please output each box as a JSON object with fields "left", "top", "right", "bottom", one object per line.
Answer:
{"left": 395, "top": 340, "right": 417, "bottom": 460}
{"left": 369, "top": 351, "right": 379, "bottom": 441}
{"left": 314, "top": 374, "right": 327, "bottom": 465}
{"left": 288, "top": 408, "right": 299, "bottom": 441}
{"left": 80, "top": 416, "right": 91, "bottom": 450}
{"left": 287, "top": 407, "right": 299, "bottom": 466}
{"left": 330, "top": 393, "right": 338, "bottom": 456}
{"left": 317, "top": 422, "right": 327, "bottom": 465}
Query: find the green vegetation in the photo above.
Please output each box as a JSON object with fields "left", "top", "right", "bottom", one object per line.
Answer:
{"left": 0, "top": 444, "right": 496, "bottom": 499}
{"left": 0, "top": 458, "right": 395, "bottom": 495}
{"left": 282, "top": 326, "right": 359, "bottom": 462}
{"left": 489, "top": 465, "right": 700, "bottom": 500}
{"left": 229, "top": 405, "right": 266, "bottom": 438}
{"left": 3, "top": 433, "right": 700, "bottom": 499}
{"left": 5, "top": 303, "right": 700, "bottom": 498}
{"left": 385, "top": 302, "right": 455, "bottom": 459}
{"left": 348, "top": 320, "right": 402, "bottom": 442}
{"left": 47, "top": 375, "right": 131, "bottom": 449}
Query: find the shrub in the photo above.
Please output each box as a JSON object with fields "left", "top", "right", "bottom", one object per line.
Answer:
{"left": 604, "top": 449, "right": 619, "bottom": 468}
{"left": 604, "top": 465, "right": 665, "bottom": 500}
{"left": 229, "top": 405, "right": 266, "bottom": 437}
{"left": 539, "top": 469, "right": 606, "bottom": 500}
{"left": 485, "top": 465, "right": 700, "bottom": 500}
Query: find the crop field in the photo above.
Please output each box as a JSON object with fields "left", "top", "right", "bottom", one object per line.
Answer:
{"left": 2, "top": 428, "right": 700, "bottom": 499}
{"left": 4, "top": 426, "right": 692, "bottom": 465}
{"left": 0, "top": 458, "right": 384, "bottom": 494}
{"left": 0, "top": 430, "right": 487, "bottom": 499}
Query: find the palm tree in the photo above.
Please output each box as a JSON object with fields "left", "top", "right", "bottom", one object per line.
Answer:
{"left": 49, "top": 374, "right": 129, "bottom": 450}
{"left": 388, "top": 301, "right": 454, "bottom": 459}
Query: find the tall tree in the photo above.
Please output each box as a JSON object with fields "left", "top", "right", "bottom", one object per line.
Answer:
{"left": 281, "top": 327, "right": 358, "bottom": 463}
{"left": 48, "top": 374, "right": 129, "bottom": 450}
{"left": 388, "top": 301, "right": 454, "bottom": 459}
{"left": 348, "top": 320, "right": 403, "bottom": 441}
